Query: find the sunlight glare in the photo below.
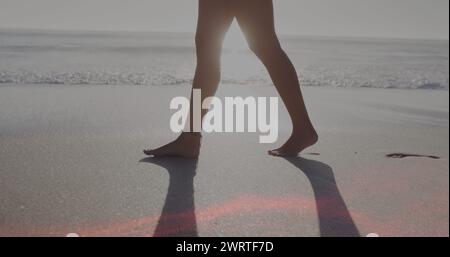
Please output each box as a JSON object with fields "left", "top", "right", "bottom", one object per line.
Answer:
{"left": 221, "top": 21, "right": 265, "bottom": 84}
{"left": 223, "top": 22, "right": 249, "bottom": 52}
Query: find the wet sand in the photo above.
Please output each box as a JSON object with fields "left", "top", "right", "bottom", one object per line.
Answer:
{"left": 0, "top": 84, "right": 448, "bottom": 237}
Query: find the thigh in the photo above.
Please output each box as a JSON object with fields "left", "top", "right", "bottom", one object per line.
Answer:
{"left": 233, "top": 0, "right": 279, "bottom": 46}
{"left": 196, "top": 0, "right": 234, "bottom": 45}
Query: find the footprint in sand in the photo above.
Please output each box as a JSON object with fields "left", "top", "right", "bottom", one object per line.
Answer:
{"left": 386, "top": 153, "right": 440, "bottom": 160}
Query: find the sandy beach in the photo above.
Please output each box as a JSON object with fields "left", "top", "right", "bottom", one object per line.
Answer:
{"left": 0, "top": 84, "right": 448, "bottom": 237}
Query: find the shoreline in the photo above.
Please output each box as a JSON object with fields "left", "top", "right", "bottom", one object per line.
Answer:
{"left": 1, "top": 27, "right": 449, "bottom": 43}
{"left": 1, "top": 82, "right": 450, "bottom": 91}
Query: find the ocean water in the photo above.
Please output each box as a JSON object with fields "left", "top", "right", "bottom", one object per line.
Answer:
{"left": 0, "top": 29, "right": 448, "bottom": 90}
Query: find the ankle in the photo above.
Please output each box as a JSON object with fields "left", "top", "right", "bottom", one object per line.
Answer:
{"left": 181, "top": 132, "right": 202, "bottom": 138}
{"left": 180, "top": 132, "right": 202, "bottom": 144}
{"left": 291, "top": 126, "right": 318, "bottom": 139}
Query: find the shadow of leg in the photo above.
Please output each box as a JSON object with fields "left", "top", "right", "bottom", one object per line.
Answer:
{"left": 284, "top": 157, "right": 360, "bottom": 237}
{"left": 140, "top": 157, "right": 198, "bottom": 237}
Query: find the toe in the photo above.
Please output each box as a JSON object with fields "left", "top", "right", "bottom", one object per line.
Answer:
{"left": 268, "top": 148, "right": 300, "bottom": 157}
{"left": 268, "top": 149, "right": 281, "bottom": 156}
{"left": 143, "top": 149, "right": 154, "bottom": 156}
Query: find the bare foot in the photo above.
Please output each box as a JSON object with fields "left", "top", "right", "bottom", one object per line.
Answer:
{"left": 143, "top": 133, "right": 201, "bottom": 159}
{"left": 269, "top": 128, "right": 318, "bottom": 157}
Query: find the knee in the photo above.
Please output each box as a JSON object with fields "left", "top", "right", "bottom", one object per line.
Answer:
{"left": 248, "top": 38, "right": 283, "bottom": 61}
{"left": 195, "top": 31, "right": 222, "bottom": 53}
{"left": 195, "top": 32, "right": 209, "bottom": 49}
{"left": 195, "top": 32, "right": 222, "bottom": 64}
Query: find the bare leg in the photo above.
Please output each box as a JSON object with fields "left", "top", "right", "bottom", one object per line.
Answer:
{"left": 234, "top": 0, "right": 318, "bottom": 156}
{"left": 144, "top": 0, "right": 234, "bottom": 158}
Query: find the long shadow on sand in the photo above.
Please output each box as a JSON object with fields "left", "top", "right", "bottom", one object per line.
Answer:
{"left": 140, "top": 157, "right": 198, "bottom": 237}
{"left": 284, "top": 157, "right": 360, "bottom": 237}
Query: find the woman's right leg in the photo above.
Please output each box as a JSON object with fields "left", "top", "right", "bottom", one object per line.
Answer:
{"left": 234, "top": 0, "right": 318, "bottom": 156}
{"left": 144, "top": 0, "right": 234, "bottom": 158}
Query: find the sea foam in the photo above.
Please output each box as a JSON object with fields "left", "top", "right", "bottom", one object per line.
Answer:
{"left": 0, "top": 30, "right": 448, "bottom": 89}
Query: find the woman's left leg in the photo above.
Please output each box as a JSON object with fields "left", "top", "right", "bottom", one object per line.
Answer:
{"left": 144, "top": 0, "right": 234, "bottom": 158}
